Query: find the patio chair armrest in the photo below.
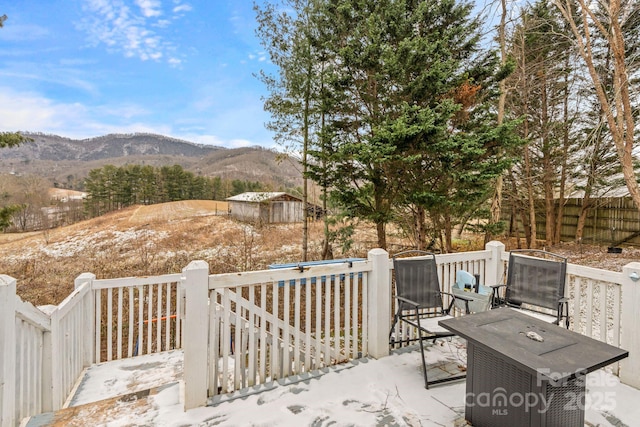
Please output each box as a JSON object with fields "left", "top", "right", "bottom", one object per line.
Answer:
{"left": 440, "top": 291, "right": 455, "bottom": 299}
{"left": 452, "top": 293, "right": 473, "bottom": 301}
{"left": 395, "top": 295, "right": 420, "bottom": 308}
{"left": 558, "top": 298, "right": 570, "bottom": 328}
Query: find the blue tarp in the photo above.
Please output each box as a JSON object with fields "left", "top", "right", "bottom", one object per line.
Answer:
{"left": 268, "top": 258, "right": 365, "bottom": 286}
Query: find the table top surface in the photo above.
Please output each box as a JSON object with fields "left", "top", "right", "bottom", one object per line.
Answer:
{"left": 439, "top": 307, "right": 628, "bottom": 382}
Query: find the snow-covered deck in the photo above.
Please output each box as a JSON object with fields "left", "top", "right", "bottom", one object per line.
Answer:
{"left": 4, "top": 242, "right": 640, "bottom": 426}
{"left": 22, "top": 341, "right": 639, "bottom": 427}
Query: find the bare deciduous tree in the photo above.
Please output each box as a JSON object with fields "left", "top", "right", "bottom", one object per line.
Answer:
{"left": 552, "top": 0, "right": 638, "bottom": 211}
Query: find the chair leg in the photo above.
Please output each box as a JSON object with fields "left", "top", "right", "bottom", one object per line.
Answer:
{"left": 416, "top": 322, "right": 430, "bottom": 389}
{"left": 557, "top": 301, "right": 570, "bottom": 328}
{"left": 389, "top": 307, "right": 402, "bottom": 347}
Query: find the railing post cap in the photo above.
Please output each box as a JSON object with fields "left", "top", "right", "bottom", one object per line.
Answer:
{"left": 623, "top": 262, "right": 640, "bottom": 270}
{"left": 0, "top": 274, "right": 16, "bottom": 285}
{"left": 486, "top": 240, "right": 505, "bottom": 249}
{"left": 368, "top": 248, "right": 388, "bottom": 257}
{"left": 183, "top": 260, "right": 208, "bottom": 271}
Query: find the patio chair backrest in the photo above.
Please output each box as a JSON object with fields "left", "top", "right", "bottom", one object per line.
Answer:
{"left": 393, "top": 251, "right": 443, "bottom": 311}
{"left": 505, "top": 249, "right": 567, "bottom": 311}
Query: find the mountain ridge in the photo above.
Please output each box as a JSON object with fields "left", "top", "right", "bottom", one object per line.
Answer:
{"left": 0, "top": 132, "right": 302, "bottom": 190}
{"left": 3, "top": 132, "right": 220, "bottom": 161}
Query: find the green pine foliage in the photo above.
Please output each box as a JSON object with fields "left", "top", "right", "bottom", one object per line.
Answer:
{"left": 0, "top": 204, "right": 22, "bottom": 232}
{"left": 83, "top": 164, "right": 265, "bottom": 218}
{"left": 0, "top": 132, "right": 31, "bottom": 148}
{"left": 304, "top": 0, "right": 522, "bottom": 250}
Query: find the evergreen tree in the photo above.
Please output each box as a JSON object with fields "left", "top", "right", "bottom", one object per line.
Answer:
{"left": 316, "top": 0, "right": 519, "bottom": 251}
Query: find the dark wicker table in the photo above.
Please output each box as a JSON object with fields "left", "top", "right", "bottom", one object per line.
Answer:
{"left": 439, "top": 308, "right": 628, "bottom": 427}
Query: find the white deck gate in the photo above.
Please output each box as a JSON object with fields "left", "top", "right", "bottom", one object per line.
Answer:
{"left": 180, "top": 252, "right": 387, "bottom": 409}
{"left": 90, "top": 273, "right": 184, "bottom": 363}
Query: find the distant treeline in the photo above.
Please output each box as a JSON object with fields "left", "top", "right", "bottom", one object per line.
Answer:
{"left": 84, "top": 164, "right": 268, "bottom": 217}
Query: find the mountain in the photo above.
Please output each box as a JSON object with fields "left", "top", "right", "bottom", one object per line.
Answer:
{"left": 0, "top": 132, "right": 302, "bottom": 189}
{"left": 1, "top": 132, "right": 218, "bottom": 161}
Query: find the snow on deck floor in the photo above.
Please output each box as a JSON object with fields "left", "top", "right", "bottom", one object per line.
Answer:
{"left": 23, "top": 341, "right": 640, "bottom": 427}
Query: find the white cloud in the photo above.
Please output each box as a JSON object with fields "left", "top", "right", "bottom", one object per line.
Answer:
{"left": 248, "top": 51, "right": 267, "bottom": 62}
{"left": 175, "top": 134, "right": 254, "bottom": 149}
{"left": 173, "top": 4, "right": 192, "bottom": 13}
{"left": 78, "top": 0, "right": 190, "bottom": 64}
{"left": 136, "top": 0, "right": 162, "bottom": 17}
{"left": 0, "top": 89, "right": 87, "bottom": 134}
{"left": 0, "top": 87, "right": 163, "bottom": 139}
{"left": 0, "top": 87, "right": 266, "bottom": 149}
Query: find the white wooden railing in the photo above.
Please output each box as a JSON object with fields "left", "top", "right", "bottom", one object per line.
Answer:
{"left": 209, "top": 261, "right": 371, "bottom": 395}
{"left": 2, "top": 275, "right": 51, "bottom": 425}
{"left": 50, "top": 279, "right": 93, "bottom": 410}
{"left": 2, "top": 241, "right": 640, "bottom": 425}
{"left": 0, "top": 272, "right": 185, "bottom": 427}
{"left": 89, "top": 273, "right": 184, "bottom": 363}
{"left": 180, "top": 256, "right": 381, "bottom": 409}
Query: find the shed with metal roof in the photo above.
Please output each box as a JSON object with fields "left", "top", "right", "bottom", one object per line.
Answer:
{"left": 226, "top": 192, "right": 305, "bottom": 223}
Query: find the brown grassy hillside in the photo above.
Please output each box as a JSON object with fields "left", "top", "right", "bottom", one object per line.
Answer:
{"left": 0, "top": 200, "right": 366, "bottom": 306}
{"left": 2, "top": 200, "right": 636, "bottom": 308}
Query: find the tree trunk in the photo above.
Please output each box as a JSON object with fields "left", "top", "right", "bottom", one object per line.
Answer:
{"left": 575, "top": 198, "right": 592, "bottom": 243}
{"left": 376, "top": 221, "right": 387, "bottom": 250}
{"left": 524, "top": 145, "right": 537, "bottom": 249}
{"left": 486, "top": 0, "right": 508, "bottom": 244}
{"left": 540, "top": 68, "right": 555, "bottom": 248}
{"left": 555, "top": 55, "right": 571, "bottom": 245}
{"left": 414, "top": 205, "right": 427, "bottom": 251}
{"left": 443, "top": 211, "right": 453, "bottom": 253}
{"left": 301, "top": 47, "right": 313, "bottom": 262}
{"left": 553, "top": 0, "right": 638, "bottom": 215}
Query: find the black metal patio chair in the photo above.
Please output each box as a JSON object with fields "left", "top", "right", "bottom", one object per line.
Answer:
{"left": 388, "top": 250, "right": 468, "bottom": 389}
{"left": 491, "top": 249, "right": 570, "bottom": 328}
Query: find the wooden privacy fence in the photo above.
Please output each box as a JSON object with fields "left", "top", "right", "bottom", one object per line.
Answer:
{"left": 507, "top": 197, "right": 640, "bottom": 245}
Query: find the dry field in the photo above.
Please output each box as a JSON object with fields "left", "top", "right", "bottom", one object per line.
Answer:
{"left": 0, "top": 200, "right": 366, "bottom": 306}
{"left": 1, "top": 200, "right": 637, "bottom": 307}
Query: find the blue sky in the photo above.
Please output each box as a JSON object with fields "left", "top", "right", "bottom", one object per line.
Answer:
{"left": 0, "top": 1, "right": 278, "bottom": 149}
